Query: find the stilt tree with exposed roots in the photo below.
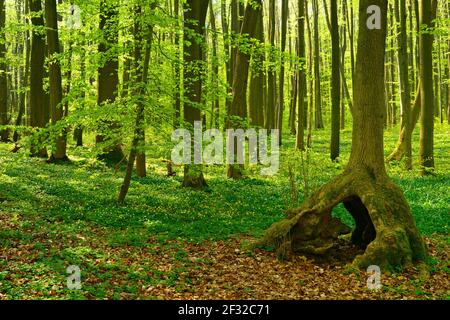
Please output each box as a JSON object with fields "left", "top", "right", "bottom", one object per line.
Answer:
{"left": 260, "top": 0, "right": 427, "bottom": 271}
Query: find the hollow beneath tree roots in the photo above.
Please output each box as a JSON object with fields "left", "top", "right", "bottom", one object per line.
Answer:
{"left": 260, "top": 168, "right": 428, "bottom": 271}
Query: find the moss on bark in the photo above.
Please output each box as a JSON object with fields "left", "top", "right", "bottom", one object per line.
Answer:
{"left": 259, "top": 168, "right": 427, "bottom": 271}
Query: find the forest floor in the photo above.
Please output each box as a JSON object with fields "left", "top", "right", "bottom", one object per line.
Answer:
{"left": 0, "top": 124, "right": 449, "bottom": 300}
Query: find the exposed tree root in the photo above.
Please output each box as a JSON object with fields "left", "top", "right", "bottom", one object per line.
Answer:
{"left": 259, "top": 168, "right": 427, "bottom": 271}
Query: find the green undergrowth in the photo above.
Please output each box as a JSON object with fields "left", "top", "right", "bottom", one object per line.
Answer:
{"left": 0, "top": 123, "right": 448, "bottom": 299}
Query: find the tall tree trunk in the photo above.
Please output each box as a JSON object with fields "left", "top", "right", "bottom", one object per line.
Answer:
{"left": 249, "top": 5, "right": 266, "bottom": 128}
{"left": 182, "top": 0, "right": 208, "bottom": 188}
{"left": 13, "top": 0, "right": 30, "bottom": 143}
{"left": 227, "top": 0, "right": 262, "bottom": 179}
{"left": 0, "top": 0, "right": 7, "bottom": 142}
{"left": 306, "top": 0, "right": 314, "bottom": 147}
{"left": 394, "top": 0, "right": 412, "bottom": 169}
{"left": 29, "top": 0, "right": 48, "bottom": 157}
{"left": 347, "top": 0, "right": 355, "bottom": 92}
{"left": 419, "top": 0, "right": 435, "bottom": 173}
{"left": 221, "top": 0, "right": 232, "bottom": 120}
{"left": 173, "top": 0, "right": 181, "bottom": 128}
{"left": 408, "top": 0, "right": 415, "bottom": 89}
{"left": 45, "top": 0, "right": 67, "bottom": 162}
{"left": 330, "top": 0, "right": 340, "bottom": 161}
{"left": 448, "top": 0, "right": 450, "bottom": 124}
{"left": 296, "top": 0, "right": 306, "bottom": 150}
{"left": 312, "top": 0, "right": 323, "bottom": 129}
{"left": 209, "top": 0, "right": 220, "bottom": 128}
{"left": 389, "top": 4, "right": 398, "bottom": 126}
{"left": 265, "top": 0, "right": 277, "bottom": 130}
{"left": 74, "top": 33, "right": 85, "bottom": 147}
{"left": 96, "top": 0, "right": 124, "bottom": 163}
{"left": 261, "top": 0, "right": 427, "bottom": 272}
{"left": 276, "top": 0, "right": 288, "bottom": 144}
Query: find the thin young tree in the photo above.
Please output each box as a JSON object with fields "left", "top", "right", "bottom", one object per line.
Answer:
{"left": 118, "top": 4, "right": 154, "bottom": 204}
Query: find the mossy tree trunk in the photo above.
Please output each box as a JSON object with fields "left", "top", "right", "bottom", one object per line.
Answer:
{"left": 261, "top": 0, "right": 427, "bottom": 271}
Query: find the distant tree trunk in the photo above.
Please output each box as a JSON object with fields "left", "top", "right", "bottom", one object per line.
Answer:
{"left": 230, "top": 0, "right": 239, "bottom": 94}
{"left": 265, "top": 0, "right": 276, "bottom": 130}
{"left": 419, "top": 0, "right": 435, "bottom": 173}
{"left": 96, "top": 0, "right": 124, "bottom": 163}
{"left": 296, "top": 0, "right": 306, "bottom": 150}
{"left": 0, "top": 0, "right": 7, "bottom": 142}
{"left": 276, "top": 0, "right": 288, "bottom": 144}
{"left": 448, "top": 0, "right": 450, "bottom": 124}
{"left": 330, "top": 0, "right": 340, "bottom": 161}
{"left": 29, "top": 0, "right": 48, "bottom": 157}
{"left": 261, "top": 0, "right": 427, "bottom": 272}
{"left": 249, "top": 6, "right": 266, "bottom": 127}
{"left": 74, "top": 35, "right": 85, "bottom": 147}
{"left": 347, "top": 0, "right": 355, "bottom": 91}
{"left": 289, "top": 39, "right": 297, "bottom": 136}
{"left": 394, "top": 0, "right": 412, "bottom": 169}
{"left": 173, "top": 0, "right": 181, "bottom": 128}
{"left": 221, "top": 0, "right": 232, "bottom": 119}
{"left": 312, "top": 0, "right": 323, "bottom": 129}
{"left": 182, "top": 0, "right": 208, "bottom": 188}
{"left": 306, "top": 0, "right": 314, "bottom": 147}
{"left": 227, "top": 0, "right": 262, "bottom": 180}
{"left": 13, "top": 0, "right": 30, "bottom": 143}
{"left": 388, "top": 1, "right": 438, "bottom": 166}
{"left": 389, "top": 3, "right": 397, "bottom": 126}
{"left": 45, "top": 0, "right": 68, "bottom": 162}
{"left": 209, "top": 0, "right": 220, "bottom": 128}
{"left": 408, "top": 0, "right": 415, "bottom": 88}
{"left": 340, "top": 0, "right": 347, "bottom": 130}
